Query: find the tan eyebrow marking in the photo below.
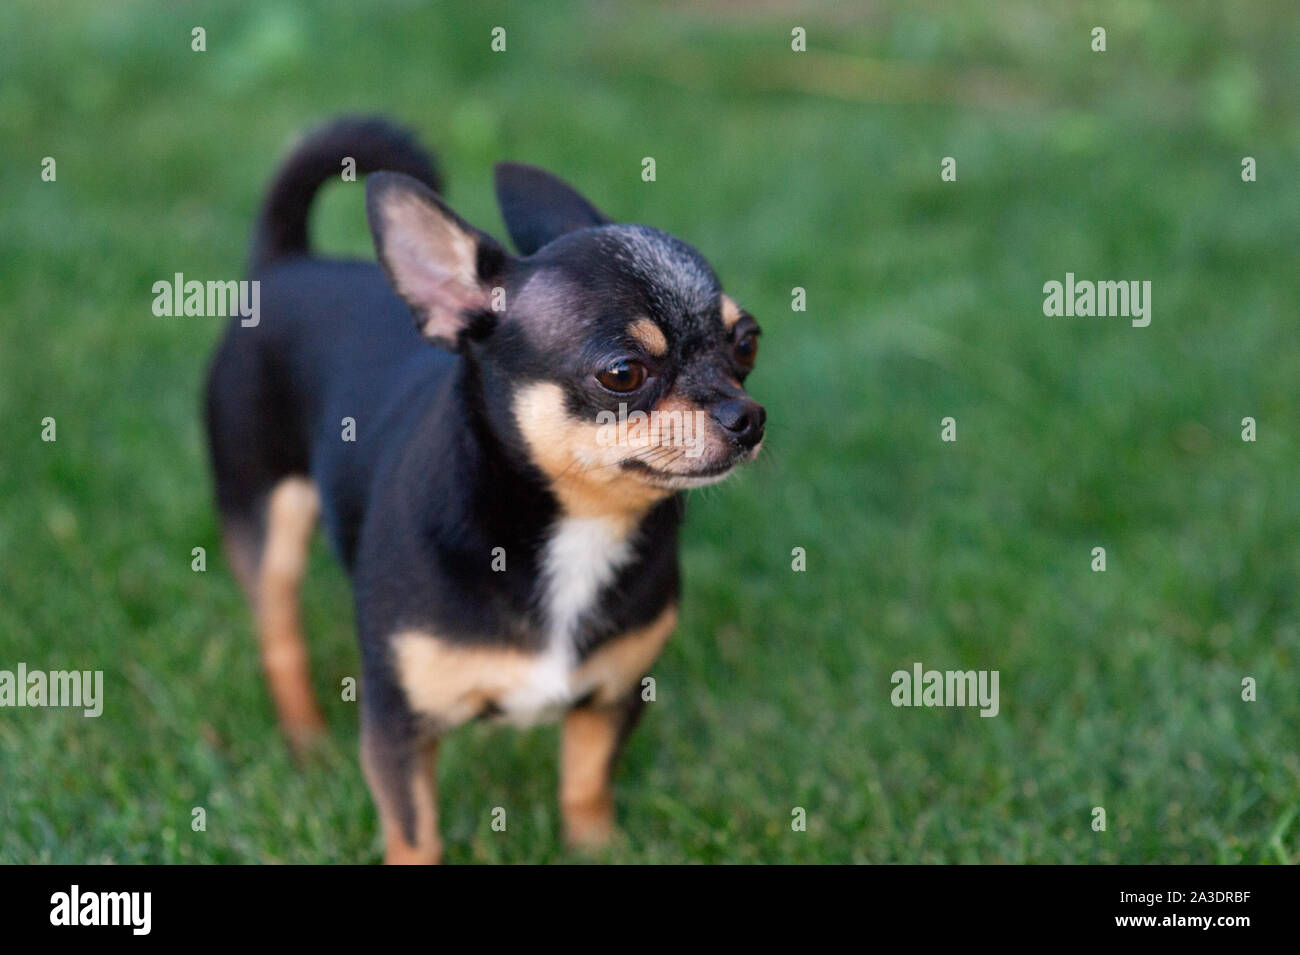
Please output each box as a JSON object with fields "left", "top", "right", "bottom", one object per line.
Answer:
{"left": 627, "top": 317, "right": 668, "bottom": 356}
{"left": 720, "top": 295, "right": 743, "bottom": 330}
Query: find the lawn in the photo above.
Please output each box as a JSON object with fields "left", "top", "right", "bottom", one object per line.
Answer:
{"left": 1, "top": 0, "right": 1297, "bottom": 863}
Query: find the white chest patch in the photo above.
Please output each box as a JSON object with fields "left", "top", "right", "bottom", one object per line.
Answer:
{"left": 495, "top": 516, "right": 636, "bottom": 723}
{"left": 540, "top": 516, "right": 636, "bottom": 644}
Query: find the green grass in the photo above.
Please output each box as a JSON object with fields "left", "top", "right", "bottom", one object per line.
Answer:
{"left": 2, "top": 0, "right": 1298, "bottom": 863}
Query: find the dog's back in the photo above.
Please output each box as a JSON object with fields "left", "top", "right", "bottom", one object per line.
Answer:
{"left": 205, "top": 118, "right": 449, "bottom": 577}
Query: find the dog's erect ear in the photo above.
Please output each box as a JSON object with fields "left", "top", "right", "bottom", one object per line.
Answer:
{"left": 366, "top": 171, "right": 508, "bottom": 350}
{"left": 493, "top": 162, "right": 611, "bottom": 256}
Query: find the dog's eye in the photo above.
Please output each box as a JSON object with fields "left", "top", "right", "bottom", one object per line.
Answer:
{"left": 734, "top": 331, "right": 759, "bottom": 370}
{"left": 596, "top": 359, "right": 647, "bottom": 393}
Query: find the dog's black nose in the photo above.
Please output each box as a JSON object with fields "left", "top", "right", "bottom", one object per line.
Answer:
{"left": 712, "top": 398, "right": 766, "bottom": 449}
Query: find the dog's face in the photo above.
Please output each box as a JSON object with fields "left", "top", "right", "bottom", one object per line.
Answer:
{"left": 367, "top": 165, "right": 764, "bottom": 515}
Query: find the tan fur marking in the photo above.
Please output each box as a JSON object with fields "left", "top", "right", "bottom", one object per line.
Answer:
{"left": 560, "top": 707, "right": 620, "bottom": 848}
{"left": 391, "top": 603, "right": 675, "bottom": 727}
{"left": 560, "top": 604, "right": 676, "bottom": 848}
{"left": 513, "top": 382, "right": 670, "bottom": 520}
{"left": 391, "top": 632, "right": 539, "bottom": 726}
{"left": 648, "top": 395, "right": 728, "bottom": 465}
{"left": 627, "top": 317, "right": 668, "bottom": 357}
{"left": 362, "top": 734, "right": 441, "bottom": 864}
{"left": 572, "top": 604, "right": 678, "bottom": 706}
{"left": 720, "top": 294, "right": 743, "bottom": 330}
{"left": 256, "top": 477, "right": 325, "bottom": 747}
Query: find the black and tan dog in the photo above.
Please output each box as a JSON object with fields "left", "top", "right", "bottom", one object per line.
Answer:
{"left": 205, "top": 117, "right": 764, "bottom": 862}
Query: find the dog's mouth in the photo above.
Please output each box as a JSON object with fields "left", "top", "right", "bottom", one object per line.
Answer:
{"left": 621, "top": 443, "right": 761, "bottom": 490}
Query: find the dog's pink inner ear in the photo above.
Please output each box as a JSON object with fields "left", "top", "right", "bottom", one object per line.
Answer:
{"left": 374, "top": 189, "right": 489, "bottom": 345}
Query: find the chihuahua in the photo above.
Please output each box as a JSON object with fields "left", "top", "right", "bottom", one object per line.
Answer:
{"left": 205, "top": 116, "right": 764, "bottom": 863}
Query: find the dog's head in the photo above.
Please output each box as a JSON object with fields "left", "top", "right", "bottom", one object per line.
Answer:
{"left": 367, "top": 165, "right": 763, "bottom": 517}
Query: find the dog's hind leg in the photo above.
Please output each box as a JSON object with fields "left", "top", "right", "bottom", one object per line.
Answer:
{"left": 206, "top": 327, "right": 323, "bottom": 751}
{"left": 254, "top": 476, "right": 326, "bottom": 751}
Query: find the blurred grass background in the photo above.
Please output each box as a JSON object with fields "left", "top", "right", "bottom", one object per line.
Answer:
{"left": 1, "top": 0, "right": 1298, "bottom": 863}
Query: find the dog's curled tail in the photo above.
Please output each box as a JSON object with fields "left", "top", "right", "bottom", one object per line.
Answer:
{"left": 249, "top": 115, "right": 443, "bottom": 273}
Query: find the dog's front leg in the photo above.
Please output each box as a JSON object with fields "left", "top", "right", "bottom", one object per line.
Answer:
{"left": 360, "top": 710, "right": 441, "bottom": 865}
{"left": 560, "top": 690, "right": 646, "bottom": 850}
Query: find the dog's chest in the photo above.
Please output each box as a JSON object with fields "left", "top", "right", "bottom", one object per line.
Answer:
{"left": 495, "top": 516, "right": 636, "bottom": 722}
{"left": 392, "top": 516, "right": 643, "bottom": 728}
{"left": 538, "top": 517, "right": 636, "bottom": 652}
